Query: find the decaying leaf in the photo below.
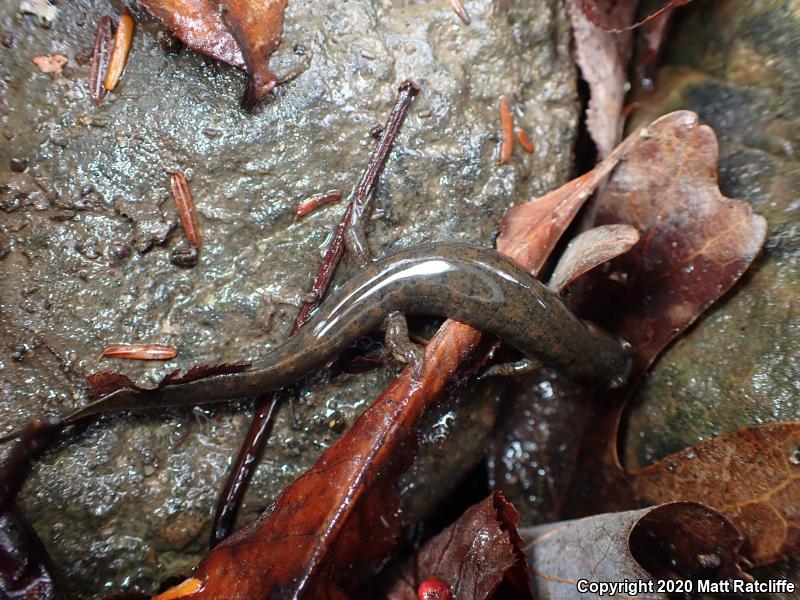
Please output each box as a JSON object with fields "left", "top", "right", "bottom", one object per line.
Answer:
{"left": 137, "top": 0, "right": 242, "bottom": 66}
{"left": 219, "top": 0, "right": 288, "bottom": 108}
{"left": 523, "top": 502, "right": 748, "bottom": 599}
{"left": 496, "top": 128, "right": 639, "bottom": 270}
{"left": 574, "top": 110, "right": 767, "bottom": 373}
{"left": 546, "top": 224, "right": 640, "bottom": 293}
{"left": 631, "top": 422, "right": 800, "bottom": 566}
{"left": 138, "top": 0, "right": 288, "bottom": 107}
{"left": 0, "top": 509, "right": 65, "bottom": 600}
{"left": 383, "top": 492, "right": 532, "bottom": 600}
{"left": 0, "top": 420, "right": 66, "bottom": 599}
{"left": 0, "top": 419, "right": 63, "bottom": 515}
{"left": 486, "top": 368, "right": 592, "bottom": 524}
{"left": 566, "top": 0, "right": 636, "bottom": 158}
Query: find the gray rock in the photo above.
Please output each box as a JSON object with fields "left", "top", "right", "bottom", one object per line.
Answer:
{"left": 0, "top": 0, "right": 578, "bottom": 596}
{"left": 624, "top": 0, "right": 800, "bottom": 472}
{"left": 624, "top": 1, "right": 799, "bottom": 592}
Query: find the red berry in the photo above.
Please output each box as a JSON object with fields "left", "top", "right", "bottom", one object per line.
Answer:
{"left": 417, "top": 576, "right": 452, "bottom": 600}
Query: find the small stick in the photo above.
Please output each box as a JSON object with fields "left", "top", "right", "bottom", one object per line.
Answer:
{"left": 170, "top": 172, "right": 201, "bottom": 248}
{"left": 515, "top": 126, "right": 535, "bottom": 153}
{"left": 449, "top": 0, "right": 471, "bottom": 25}
{"left": 346, "top": 80, "right": 421, "bottom": 262}
{"left": 498, "top": 95, "right": 514, "bottom": 164}
{"left": 88, "top": 16, "right": 113, "bottom": 105}
{"left": 102, "top": 344, "right": 177, "bottom": 360}
{"left": 295, "top": 190, "right": 342, "bottom": 218}
{"left": 104, "top": 12, "right": 134, "bottom": 92}
{"left": 580, "top": 0, "right": 690, "bottom": 33}
{"left": 211, "top": 81, "right": 420, "bottom": 547}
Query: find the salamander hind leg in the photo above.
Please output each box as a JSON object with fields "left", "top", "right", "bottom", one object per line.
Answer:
{"left": 383, "top": 311, "right": 425, "bottom": 381}
{"left": 478, "top": 357, "right": 542, "bottom": 379}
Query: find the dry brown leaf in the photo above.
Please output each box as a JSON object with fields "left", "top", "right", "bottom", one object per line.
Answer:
{"left": 556, "top": 111, "right": 786, "bottom": 567}
{"left": 567, "top": 0, "right": 636, "bottom": 158}
{"left": 494, "top": 111, "right": 769, "bottom": 539}
{"left": 547, "top": 224, "right": 640, "bottom": 292}
{"left": 523, "top": 502, "right": 748, "bottom": 599}
{"left": 138, "top": 0, "right": 243, "bottom": 66}
{"left": 631, "top": 422, "right": 800, "bottom": 566}
{"left": 575, "top": 109, "right": 768, "bottom": 373}
{"left": 138, "top": 0, "right": 287, "bottom": 107}
{"left": 382, "top": 492, "right": 532, "bottom": 600}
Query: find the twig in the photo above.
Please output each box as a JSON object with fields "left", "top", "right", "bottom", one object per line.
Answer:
{"left": 210, "top": 81, "right": 421, "bottom": 546}
{"left": 449, "top": 0, "right": 471, "bottom": 25}
{"left": 88, "top": 16, "right": 112, "bottom": 106}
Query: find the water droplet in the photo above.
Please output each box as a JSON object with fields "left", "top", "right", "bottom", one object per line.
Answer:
{"left": 697, "top": 553, "right": 721, "bottom": 569}
{"left": 788, "top": 445, "right": 800, "bottom": 465}
{"left": 609, "top": 374, "right": 626, "bottom": 389}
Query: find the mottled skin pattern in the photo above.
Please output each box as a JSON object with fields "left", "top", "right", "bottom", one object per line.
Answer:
{"left": 69, "top": 243, "right": 633, "bottom": 420}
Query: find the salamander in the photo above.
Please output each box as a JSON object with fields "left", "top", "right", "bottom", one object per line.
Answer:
{"left": 3, "top": 242, "right": 633, "bottom": 435}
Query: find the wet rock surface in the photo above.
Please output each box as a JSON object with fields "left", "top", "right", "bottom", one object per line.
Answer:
{"left": 624, "top": 0, "right": 800, "bottom": 469}
{"left": 0, "top": 0, "right": 578, "bottom": 596}
{"left": 624, "top": 2, "right": 799, "bottom": 590}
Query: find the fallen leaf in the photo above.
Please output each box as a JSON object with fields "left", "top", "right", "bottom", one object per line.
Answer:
{"left": 0, "top": 419, "right": 63, "bottom": 515}
{"left": 87, "top": 363, "right": 251, "bottom": 398}
{"left": 154, "top": 100, "right": 638, "bottom": 600}
{"left": 32, "top": 54, "right": 67, "bottom": 73}
{"left": 137, "top": 0, "right": 243, "bottom": 66}
{"left": 496, "top": 128, "right": 639, "bottom": 270}
{"left": 219, "top": 0, "right": 288, "bottom": 108}
{"left": 0, "top": 419, "right": 66, "bottom": 599}
{"left": 574, "top": 110, "right": 767, "bottom": 373}
{"left": 138, "top": 0, "right": 288, "bottom": 107}
{"left": 523, "top": 502, "right": 748, "bottom": 599}
{"left": 382, "top": 492, "right": 532, "bottom": 600}
{"left": 0, "top": 509, "right": 65, "bottom": 600}
{"left": 566, "top": 0, "right": 636, "bottom": 158}
{"left": 631, "top": 422, "right": 800, "bottom": 565}
{"left": 546, "top": 224, "right": 640, "bottom": 292}
{"left": 486, "top": 368, "right": 591, "bottom": 525}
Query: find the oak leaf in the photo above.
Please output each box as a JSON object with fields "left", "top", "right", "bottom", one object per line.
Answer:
{"left": 138, "top": 0, "right": 287, "bottom": 107}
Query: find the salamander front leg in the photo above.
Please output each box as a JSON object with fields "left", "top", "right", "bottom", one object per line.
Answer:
{"left": 383, "top": 311, "right": 425, "bottom": 380}
{"left": 478, "top": 357, "right": 542, "bottom": 379}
